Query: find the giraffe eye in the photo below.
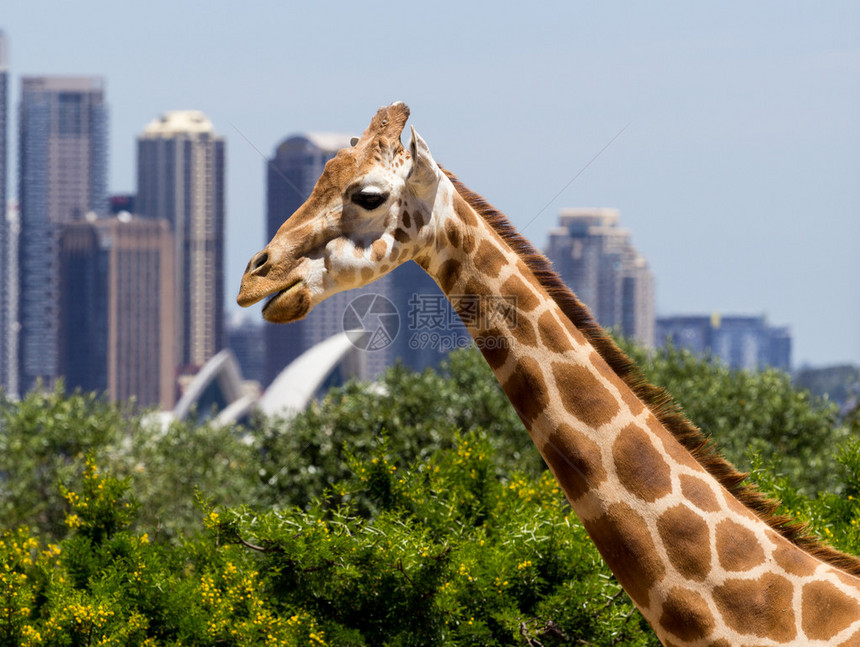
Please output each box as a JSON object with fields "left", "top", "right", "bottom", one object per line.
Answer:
{"left": 351, "top": 189, "right": 388, "bottom": 211}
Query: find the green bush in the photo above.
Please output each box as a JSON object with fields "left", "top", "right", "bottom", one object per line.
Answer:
{"left": 254, "top": 352, "right": 537, "bottom": 511}
{"left": 0, "top": 346, "right": 857, "bottom": 645}
{"left": 0, "top": 435, "right": 657, "bottom": 646}
{"left": 0, "top": 385, "right": 265, "bottom": 543}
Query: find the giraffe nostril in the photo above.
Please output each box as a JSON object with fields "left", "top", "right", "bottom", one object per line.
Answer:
{"left": 249, "top": 250, "right": 269, "bottom": 274}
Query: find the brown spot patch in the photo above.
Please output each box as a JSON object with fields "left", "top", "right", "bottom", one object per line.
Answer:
{"left": 713, "top": 573, "right": 796, "bottom": 643}
{"left": 613, "top": 423, "right": 672, "bottom": 502}
{"left": 511, "top": 316, "right": 538, "bottom": 347}
{"left": 436, "top": 259, "right": 462, "bottom": 293}
{"left": 473, "top": 239, "right": 507, "bottom": 279}
{"left": 657, "top": 504, "right": 712, "bottom": 582}
{"left": 537, "top": 310, "right": 574, "bottom": 353}
{"left": 659, "top": 586, "right": 715, "bottom": 642}
{"left": 840, "top": 629, "right": 860, "bottom": 647}
{"left": 582, "top": 502, "right": 666, "bottom": 609}
{"left": 502, "top": 357, "right": 550, "bottom": 427}
{"left": 402, "top": 211, "right": 412, "bottom": 229}
{"left": 679, "top": 474, "right": 721, "bottom": 513}
{"left": 501, "top": 274, "right": 540, "bottom": 312}
{"left": 772, "top": 541, "right": 819, "bottom": 578}
{"left": 460, "top": 230, "right": 476, "bottom": 254}
{"left": 412, "top": 209, "right": 426, "bottom": 230}
{"left": 453, "top": 192, "right": 478, "bottom": 228}
{"left": 371, "top": 239, "right": 387, "bottom": 262}
{"left": 802, "top": 581, "right": 860, "bottom": 641}
{"left": 707, "top": 641, "right": 730, "bottom": 647}
{"left": 461, "top": 277, "right": 490, "bottom": 301}
{"left": 445, "top": 220, "right": 462, "bottom": 248}
{"left": 474, "top": 327, "right": 510, "bottom": 369}
{"left": 551, "top": 362, "right": 619, "bottom": 427}
{"left": 715, "top": 519, "right": 765, "bottom": 571}
{"left": 360, "top": 267, "right": 374, "bottom": 283}
{"left": 394, "top": 228, "right": 410, "bottom": 244}
{"left": 590, "top": 352, "right": 644, "bottom": 417}
{"left": 338, "top": 266, "right": 357, "bottom": 286}
{"left": 541, "top": 423, "right": 606, "bottom": 500}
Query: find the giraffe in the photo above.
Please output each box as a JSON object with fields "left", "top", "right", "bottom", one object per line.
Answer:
{"left": 238, "top": 102, "right": 860, "bottom": 645}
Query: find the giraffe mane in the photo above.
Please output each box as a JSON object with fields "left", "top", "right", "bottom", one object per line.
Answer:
{"left": 441, "top": 166, "right": 860, "bottom": 578}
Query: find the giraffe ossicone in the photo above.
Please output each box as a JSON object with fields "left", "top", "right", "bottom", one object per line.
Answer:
{"left": 238, "top": 102, "right": 860, "bottom": 645}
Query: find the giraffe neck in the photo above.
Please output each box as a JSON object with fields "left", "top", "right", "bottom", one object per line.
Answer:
{"left": 416, "top": 175, "right": 860, "bottom": 645}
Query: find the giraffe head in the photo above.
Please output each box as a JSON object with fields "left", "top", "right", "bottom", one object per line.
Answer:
{"left": 237, "top": 102, "right": 442, "bottom": 322}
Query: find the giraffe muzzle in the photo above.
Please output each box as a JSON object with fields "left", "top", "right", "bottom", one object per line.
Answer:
{"left": 260, "top": 278, "right": 311, "bottom": 323}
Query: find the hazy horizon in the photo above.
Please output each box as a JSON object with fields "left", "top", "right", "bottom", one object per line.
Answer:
{"left": 3, "top": 2, "right": 858, "bottom": 367}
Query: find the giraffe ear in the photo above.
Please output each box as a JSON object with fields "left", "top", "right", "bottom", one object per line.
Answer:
{"left": 407, "top": 125, "right": 439, "bottom": 196}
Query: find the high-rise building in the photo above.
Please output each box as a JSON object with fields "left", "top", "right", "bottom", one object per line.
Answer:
{"left": 656, "top": 314, "right": 792, "bottom": 371}
{"left": 0, "top": 32, "right": 10, "bottom": 395}
{"left": 3, "top": 202, "right": 19, "bottom": 398}
{"left": 59, "top": 215, "right": 176, "bottom": 408}
{"left": 546, "top": 208, "right": 655, "bottom": 346}
{"left": 137, "top": 110, "right": 225, "bottom": 374}
{"left": 17, "top": 76, "right": 108, "bottom": 393}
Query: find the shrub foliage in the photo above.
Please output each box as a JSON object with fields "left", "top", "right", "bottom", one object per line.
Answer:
{"left": 0, "top": 347, "right": 857, "bottom": 645}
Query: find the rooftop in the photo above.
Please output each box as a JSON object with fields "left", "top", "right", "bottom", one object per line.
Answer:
{"left": 276, "top": 132, "right": 352, "bottom": 156}
{"left": 142, "top": 110, "right": 216, "bottom": 137}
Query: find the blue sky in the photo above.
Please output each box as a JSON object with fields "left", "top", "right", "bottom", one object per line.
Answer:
{"left": 3, "top": 1, "right": 859, "bottom": 366}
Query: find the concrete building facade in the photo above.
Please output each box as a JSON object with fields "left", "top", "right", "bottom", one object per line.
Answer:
{"left": 137, "top": 110, "right": 225, "bottom": 374}
{"left": 17, "top": 75, "right": 108, "bottom": 392}
{"left": 656, "top": 313, "right": 792, "bottom": 371}
{"left": 59, "top": 215, "right": 176, "bottom": 408}
{"left": 0, "top": 32, "right": 11, "bottom": 395}
{"left": 546, "top": 208, "right": 654, "bottom": 346}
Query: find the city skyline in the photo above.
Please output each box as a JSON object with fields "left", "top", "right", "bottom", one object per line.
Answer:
{"left": 1, "top": 4, "right": 858, "bottom": 367}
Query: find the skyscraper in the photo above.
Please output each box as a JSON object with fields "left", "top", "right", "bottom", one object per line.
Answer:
{"left": 60, "top": 215, "right": 176, "bottom": 408}
{"left": 0, "top": 32, "right": 10, "bottom": 395}
{"left": 546, "top": 208, "right": 655, "bottom": 347}
{"left": 137, "top": 110, "right": 225, "bottom": 373}
{"left": 17, "top": 76, "right": 108, "bottom": 393}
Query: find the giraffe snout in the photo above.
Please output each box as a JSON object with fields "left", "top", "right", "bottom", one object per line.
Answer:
{"left": 246, "top": 250, "right": 269, "bottom": 276}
